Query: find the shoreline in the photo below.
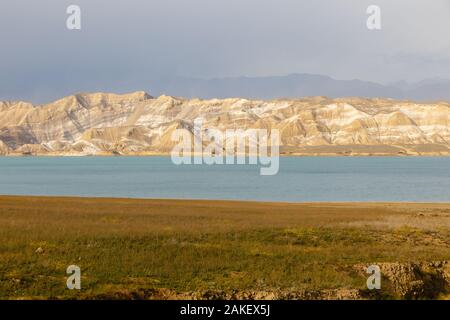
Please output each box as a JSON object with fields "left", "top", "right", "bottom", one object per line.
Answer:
{"left": 1, "top": 194, "right": 450, "bottom": 205}
{"left": 1, "top": 153, "right": 450, "bottom": 157}
{"left": 2, "top": 144, "right": 450, "bottom": 158}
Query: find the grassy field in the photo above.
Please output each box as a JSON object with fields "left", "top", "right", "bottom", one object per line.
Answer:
{"left": 0, "top": 196, "right": 449, "bottom": 299}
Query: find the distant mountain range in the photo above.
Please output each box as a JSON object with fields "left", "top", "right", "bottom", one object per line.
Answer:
{"left": 148, "top": 74, "right": 450, "bottom": 102}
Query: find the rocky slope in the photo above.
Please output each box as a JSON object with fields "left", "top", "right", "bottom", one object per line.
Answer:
{"left": 0, "top": 91, "right": 449, "bottom": 156}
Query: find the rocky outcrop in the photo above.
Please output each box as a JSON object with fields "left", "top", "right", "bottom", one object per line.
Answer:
{"left": 355, "top": 261, "right": 450, "bottom": 299}
{"left": 0, "top": 92, "right": 449, "bottom": 156}
{"left": 0, "top": 139, "right": 9, "bottom": 155}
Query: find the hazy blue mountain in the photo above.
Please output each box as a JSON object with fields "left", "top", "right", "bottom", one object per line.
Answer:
{"left": 405, "top": 78, "right": 450, "bottom": 101}
{"left": 147, "top": 74, "right": 450, "bottom": 102}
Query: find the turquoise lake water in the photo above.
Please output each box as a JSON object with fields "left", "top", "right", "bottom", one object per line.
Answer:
{"left": 0, "top": 157, "right": 448, "bottom": 202}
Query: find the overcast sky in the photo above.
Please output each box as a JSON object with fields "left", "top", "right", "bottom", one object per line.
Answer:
{"left": 1, "top": 0, "right": 449, "bottom": 103}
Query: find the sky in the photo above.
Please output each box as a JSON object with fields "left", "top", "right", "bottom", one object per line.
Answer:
{"left": 1, "top": 0, "right": 449, "bottom": 103}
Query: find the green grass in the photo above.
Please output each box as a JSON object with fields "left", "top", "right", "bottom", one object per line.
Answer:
{"left": 0, "top": 196, "right": 449, "bottom": 299}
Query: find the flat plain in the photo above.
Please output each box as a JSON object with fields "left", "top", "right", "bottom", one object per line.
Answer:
{"left": 1, "top": 196, "right": 449, "bottom": 299}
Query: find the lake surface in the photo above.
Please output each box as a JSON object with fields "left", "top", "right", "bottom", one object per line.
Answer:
{"left": 0, "top": 157, "right": 449, "bottom": 202}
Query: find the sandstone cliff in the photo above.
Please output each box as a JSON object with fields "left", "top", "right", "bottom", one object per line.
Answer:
{"left": 0, "top": 91, "right": 449, "bottom": 156}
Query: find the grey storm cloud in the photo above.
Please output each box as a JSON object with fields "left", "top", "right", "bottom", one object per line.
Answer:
{"left": 0, "top": 0, "right": 449, "bottom": 103}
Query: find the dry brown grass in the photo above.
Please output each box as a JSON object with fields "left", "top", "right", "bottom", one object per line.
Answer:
{"left": 0, "top": 196, "right": 449, "bottom": 299}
